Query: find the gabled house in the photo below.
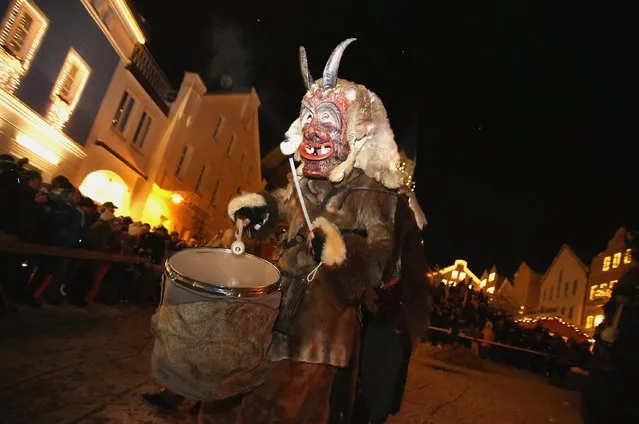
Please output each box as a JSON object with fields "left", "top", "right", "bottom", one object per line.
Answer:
{"left": 432, "top": 259, "right": 482, "bottom": 289}
{"left": 583, "top": 227, "right": 634, "bottom": 333}
{"left": 479, "top": 265, "right": 511, "bottom": 295}
{"left": 511, "top": 261, "right": 543, "bottom": 312}
{"left": 538, "top": 244, "right": 590, "bottom": 327}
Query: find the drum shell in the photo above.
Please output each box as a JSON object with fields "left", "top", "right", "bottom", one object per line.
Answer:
{"left": 151, "top": 272, "right": 281, "bottom": 401}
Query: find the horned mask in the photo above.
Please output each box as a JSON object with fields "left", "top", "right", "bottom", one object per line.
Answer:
{"left": 279, "top": 38, "right": 404, "bottom": 189}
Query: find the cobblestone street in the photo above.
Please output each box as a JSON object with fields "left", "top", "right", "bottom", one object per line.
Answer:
{"left": 0, "top": 306, "right": 582, "bottom": 424}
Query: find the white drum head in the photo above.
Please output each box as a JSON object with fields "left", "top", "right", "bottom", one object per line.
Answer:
{"left": 167, "top": 248, "right": 280, "bottom": 295}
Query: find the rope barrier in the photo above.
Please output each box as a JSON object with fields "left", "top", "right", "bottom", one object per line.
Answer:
{"left": 427, "top": 325, "right": 553, "bottom": 357}
{"left": 0, "top": 240, "right": 151, "bottom": 264}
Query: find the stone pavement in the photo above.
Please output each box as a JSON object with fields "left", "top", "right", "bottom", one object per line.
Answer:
{"left": 0, "top": 305, "right": 582, "bottom": 423}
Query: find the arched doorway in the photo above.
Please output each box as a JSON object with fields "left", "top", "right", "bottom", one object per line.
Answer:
{"left": 78, "top": 170, "right": 131, "bottom": 216}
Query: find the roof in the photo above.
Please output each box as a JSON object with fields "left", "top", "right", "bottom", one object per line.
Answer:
{"left": 541, "top": 244, "right": 589, "bottom": 282}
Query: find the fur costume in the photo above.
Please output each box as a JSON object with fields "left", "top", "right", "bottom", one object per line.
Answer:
{"left": 197, "top": 38, "right": 431, "bottom": 424}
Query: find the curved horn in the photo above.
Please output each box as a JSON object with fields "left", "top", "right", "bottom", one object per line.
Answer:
{"left": 299, "top": 46, "right": 313, "bottom": 91}
{"left": 322, "top": 38, "right": 357, "bottom": 90}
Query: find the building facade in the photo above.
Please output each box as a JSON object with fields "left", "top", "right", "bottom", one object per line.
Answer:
{"left": 538, "top": 244, "right": 590, "bottom": 326}
{"left": 511, "top": 261, "right": 543, "bottom": 312}
{"left": 1, "top": 1, "right": 265, "bottom": 240}
{"left": 431, "top": 259, "right": 482, "bottom": 288}
{"left": 478, "top": 265, "right": 510, "bottom": 295}
{"left": 0, "top": 0, "right": 136, "bottom": 178}
{"left": 144, "top": 82, "right": 264, "bottom": 240}
{"left": 583, "top": 227, "right": 633, "bottom": 333}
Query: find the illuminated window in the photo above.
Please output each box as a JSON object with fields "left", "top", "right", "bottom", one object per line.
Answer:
{"left": 441, "top": 279, "right": 448, "bottom": 284}
{"left": 451, "top": 270, "right": 459, "bottom": 279}
{"left": 480, "top": 279, "right": 486, "bottom": 288}
{"left": 213, "top": 115, "right": 225, "bottom": 140}
{"left": 612, "top": 252, "right": 621, "bottom": 269}
{"left": 486, "top": 286, "right": 495, "bottom": 294}
{"left": 586, "top": 315, "right": 594, "bottom": 328}
{"left": 0, "top": 0, "right": 48, "bottom": 92}
{"left": 459, "top": 272, "right": 466, "bottom": 280}
{"left": 209, "top": 180, "right": 220, "bottom": 207}
{"left": 0, "top": 0, "right": 48, "bottom": 66}
{"left": 489, "top": 272, "right": 495, "bottom": 282}
{"left": 624, "top": 249, "right": 632, "bottom": 264}
{"left": 594, "top": 315, "right": 604, "bottom": 328}
{"left": 590, "top": 283, "right": 614, "bottom": 301}
{"left": 175, "top": 145, "right": 191, "bottom": 179}
{"left": 133, "top": 111, "right": 152, "bottom": 147}
{"left": 602, "top": 256, "right": 611, "bottom": 271}
{"left": 112, "top": 91, "right": 135, "bottom": 133}
{"left": 46, "top": 49, "right": 91, "bottom": 130}
{"left": 589, "top": 285, "right": 598, "bottom": 301}
{"left": 194, "top": 165, "right": 207, "bottom": 195}
{"left": 226, "top": 133, "right": 237, "bottom": 157}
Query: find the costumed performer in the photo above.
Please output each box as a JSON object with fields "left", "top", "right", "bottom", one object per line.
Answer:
{"left": 199, "top": 38, "right": 429, "bottom": 423}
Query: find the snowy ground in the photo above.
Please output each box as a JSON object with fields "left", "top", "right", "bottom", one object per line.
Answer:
{"left": 0, "top": 305, "right": 582, "bottom": 424}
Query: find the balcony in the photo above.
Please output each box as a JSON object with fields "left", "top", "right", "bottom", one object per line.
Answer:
{"left": 127, "top": 44, "right": 172, "bottom": 115}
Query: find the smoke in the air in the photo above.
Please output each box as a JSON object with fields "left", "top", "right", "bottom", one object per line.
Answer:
{"left": 204, "top": 23, "right": 251, "bottom": 88}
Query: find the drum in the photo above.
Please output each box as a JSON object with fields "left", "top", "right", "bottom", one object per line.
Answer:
{"left": 151, "top": 248, "right": 281, "bottom": 401}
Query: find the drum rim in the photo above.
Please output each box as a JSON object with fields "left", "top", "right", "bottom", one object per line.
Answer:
{"left": 165, "top": 247, "right": 281, "bottom": 298}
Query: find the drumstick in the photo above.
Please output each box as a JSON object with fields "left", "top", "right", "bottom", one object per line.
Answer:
{"left": 231, "top": 219, "right": 246, "bottom": 255}
{"left": 288, "top": 157, "right": 313, "bottom": 232}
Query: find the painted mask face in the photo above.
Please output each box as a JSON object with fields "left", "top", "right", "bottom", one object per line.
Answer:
{"left": 298, "top": 88, "right": 350, "bottom": 178}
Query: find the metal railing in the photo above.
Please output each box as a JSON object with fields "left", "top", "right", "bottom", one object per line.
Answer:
{"left": 128, "top": 44, "right": 172, "bottom": 111}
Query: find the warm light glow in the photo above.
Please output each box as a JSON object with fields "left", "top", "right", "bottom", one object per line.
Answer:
{"left": 480, "top": 279, "right": 486, "bottom": 288}
{"left": 141, "top": 184, "right": 177, "bottom": 230}
{"left": 78, "top": 170, "right": 130, "bottom": 216}
{"left": 0, "top": 49, "right": 23, "bottom": 92}
{"left": 451, "top": 270, "right": 459, "bottom": 279}
{"left": 112, "top": 0, "right": 146, "bottom": 44}
{"left": 46, "top": 49, "right": 91, "bottom": 130}
{"left": 602, "top": 256, "right": 611, "bottom": 271}
{"left": 459, "top": 272, "right": 466, "bottom": 281}
{"left": 436, "top": 259, "right": 483, "bottom": 286}
{"left": 0, "top": 88, "right": 87, "bottom": 161}
{"left": 489, "top": 272, "right": 496, "bottom": 282}
{"left": 172, "top": 193, "right": 184, "bottom": 204}
{"left": 593, "top": 315, "right": 604, "bottom": 328}
{"left": 16, "top": 132, "right": 60, "bottom": 165}
{"left": 612, "top": 252, "right": 621, "bottom": 269}
{"left": 486, "top": 286, "right": 495, "bottom": 294}
{"left": 515, "top": 316, "right": 590, "bottom": 339}
{"left": 0, "top": 0, "right": 48, "bottom": 92}
{"left": 624, "top": 248, "right": 632, "bottom": 264}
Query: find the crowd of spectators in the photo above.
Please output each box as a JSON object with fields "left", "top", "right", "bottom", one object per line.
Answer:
{"left": 0, "top": 154, "right": 200, "bottom": 313}
{"left": 425, "top": 280, "right": 593, "bottom": 384}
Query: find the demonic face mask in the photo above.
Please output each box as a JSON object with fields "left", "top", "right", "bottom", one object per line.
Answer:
{"left": 295, "top": 38, "right": 357, "bottom": 179}
{"left": 297, "top": 88, "right": 350, "bottom": 178}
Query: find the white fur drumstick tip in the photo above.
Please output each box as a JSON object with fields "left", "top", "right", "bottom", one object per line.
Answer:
{"left": 312, "top": 217, "right": 346, "bottom": 266}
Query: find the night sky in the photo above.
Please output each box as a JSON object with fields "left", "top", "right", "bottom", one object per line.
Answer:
{"left": 131, "top": 0, "right": 635, "bottom": 275}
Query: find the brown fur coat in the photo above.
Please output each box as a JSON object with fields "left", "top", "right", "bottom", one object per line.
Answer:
{"left": 252, "top": 169, "right": 404, "bottom": 367}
